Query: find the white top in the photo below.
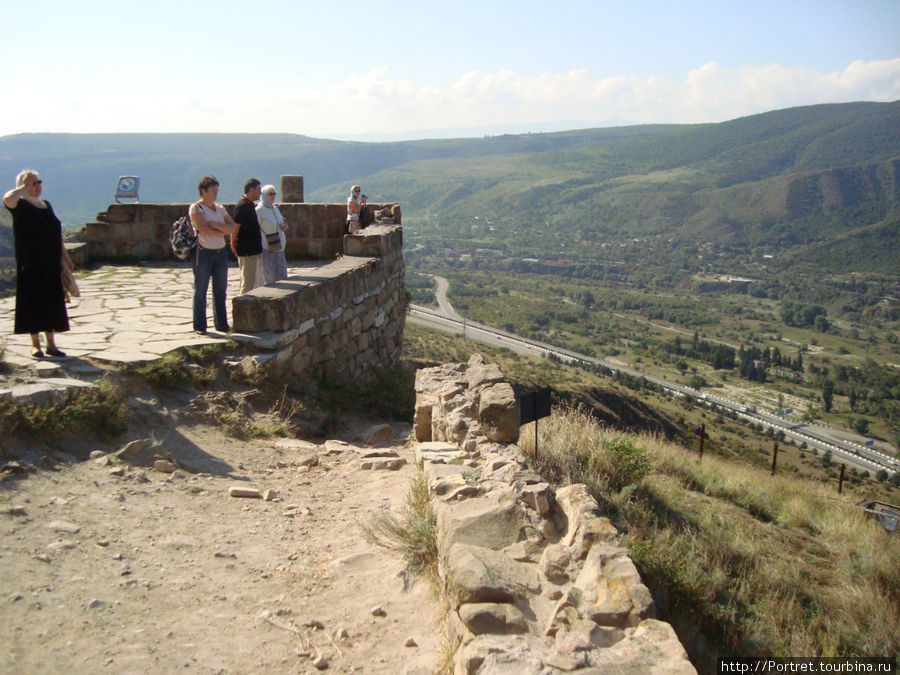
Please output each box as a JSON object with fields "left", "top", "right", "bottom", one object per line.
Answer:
{"left": 256, "top": 202, "right": 286, "bottom": 251}
{"left": 193, "top": 203, "right": 228, "bottom": 250}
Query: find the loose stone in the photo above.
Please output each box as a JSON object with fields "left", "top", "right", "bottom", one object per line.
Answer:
{"left": 229, "top": 487, "right": 262, "bottom": 499}
{"left": 154, "top": 459, "right": 178, "bottom": 473}
{"left": 46, "top": 540, "right": 77, "bottom": 551}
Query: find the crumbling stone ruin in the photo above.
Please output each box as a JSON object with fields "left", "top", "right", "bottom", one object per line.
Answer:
{"left": 414, "top": 355, "right": 695, "bottom": 674}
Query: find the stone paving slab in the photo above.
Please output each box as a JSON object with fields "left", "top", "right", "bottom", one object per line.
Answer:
{"left": 0, "top": 262, "right": 327, "bottom": 372}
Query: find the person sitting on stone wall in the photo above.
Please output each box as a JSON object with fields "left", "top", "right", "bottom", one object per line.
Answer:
{"left": 256, "top": 184, "right": 288, "bottom": 284}
{"left": 346, "top": 185, "right": 366, "bottom": 234}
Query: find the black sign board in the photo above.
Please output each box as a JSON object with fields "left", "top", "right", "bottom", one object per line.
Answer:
{"left": 519, "top": 387, "right": 552, "bottom": 425}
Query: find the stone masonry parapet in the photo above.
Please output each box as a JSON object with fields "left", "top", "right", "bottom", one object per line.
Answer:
{"left": 231, "top": 224, "right": 405, "bottom": 384}
{"left": 78, "top": 201, "right": 401, "bottom": 261}
{"left": 414, "top": 354, "right": 696, "bottom": 674}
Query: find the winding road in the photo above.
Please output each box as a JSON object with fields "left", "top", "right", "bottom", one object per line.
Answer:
{"left": 408, "top": 276, "right": 899, "bottom": 475}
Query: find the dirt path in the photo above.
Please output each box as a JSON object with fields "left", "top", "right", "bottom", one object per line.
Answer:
{"left": 0, "top": 421, "right": 441, "bottom": 674}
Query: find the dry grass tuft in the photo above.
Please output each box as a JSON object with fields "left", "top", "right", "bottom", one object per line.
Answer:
{"left": 361, "top": 474, "right": 439, "bottom": 583}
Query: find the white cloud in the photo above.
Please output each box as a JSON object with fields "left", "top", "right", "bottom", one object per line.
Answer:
{"left": 303, "top": 58, "right": 900, "bottom": 136}
{"left": 2, "top": 59, "right": 897, "bottom": 137}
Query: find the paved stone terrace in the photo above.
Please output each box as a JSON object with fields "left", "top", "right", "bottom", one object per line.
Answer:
{"left": 0, "top": 262, "right": 324, "bottom": 370}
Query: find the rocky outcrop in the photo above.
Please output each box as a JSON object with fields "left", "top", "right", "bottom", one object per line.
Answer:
{"left": 414, "top": 354, "right": 519, "bottom": 446}
{"left": 415, "top": 355, "right": 695, "bottom": 674}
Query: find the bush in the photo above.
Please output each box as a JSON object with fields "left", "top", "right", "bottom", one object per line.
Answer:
{"left": 596, "top": 435, "right": 653, "bottom": 491}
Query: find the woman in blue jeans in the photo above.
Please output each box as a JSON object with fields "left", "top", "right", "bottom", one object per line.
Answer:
{"left": 188, "top": 176, "right": 235, "bottom": 334}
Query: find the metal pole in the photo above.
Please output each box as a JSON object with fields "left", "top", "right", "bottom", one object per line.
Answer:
{"left": 771, "top": 442, "right": 778, "bottom": 476}
{"left": 838, "top": 464, "right": 845, "bottom": 494}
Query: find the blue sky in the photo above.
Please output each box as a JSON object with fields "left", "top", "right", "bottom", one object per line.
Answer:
{"left": 2, "top": 0, "right": 898, "bottom": 140}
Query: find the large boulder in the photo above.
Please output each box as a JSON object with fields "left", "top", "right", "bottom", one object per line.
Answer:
{"left": 445, "top": 544, "right": 541, "bottom": 608}
{"left": 478, "top": 382, "right": 519, "bottom": 443}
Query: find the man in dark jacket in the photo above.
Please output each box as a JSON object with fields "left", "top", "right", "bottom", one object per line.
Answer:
{"left": 231, "top": 178, "right": 263, "bottom": 295}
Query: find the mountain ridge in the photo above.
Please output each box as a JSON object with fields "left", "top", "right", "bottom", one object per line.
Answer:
{"left": 1, "top": 101, "right": 898, "bottom": 273}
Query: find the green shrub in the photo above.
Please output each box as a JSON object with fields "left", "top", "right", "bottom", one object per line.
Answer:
{"left": 597, "top": 435, "right": 652, "bottom": 491}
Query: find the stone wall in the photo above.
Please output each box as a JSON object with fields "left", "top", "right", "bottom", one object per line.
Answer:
{"left": 414, "top": 355, "right": 696, "bottom": 674}
{"left": 231, "top": 224, "right": 406, "bottom": 383}
{"left": 77, "top": 201, "right": 400, "bottom": 261}
{"left": 68, "top": 185, "right": 405, "bottom": 385}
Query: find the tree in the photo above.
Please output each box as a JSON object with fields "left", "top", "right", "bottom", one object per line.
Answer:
{"left": 822, "top": 380, "right": 834, "bottom": 413}
{"left": 853, "top": 417, "right": 870, "bottom": 435}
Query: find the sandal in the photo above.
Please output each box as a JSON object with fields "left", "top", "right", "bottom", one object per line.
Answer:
{"left": 32, "top": 348, "right": 45, "bottom": 359}
{"left": 46, "top": 348, "right": 67, "bottom": 358}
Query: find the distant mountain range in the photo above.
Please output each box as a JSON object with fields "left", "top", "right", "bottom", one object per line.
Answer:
{"left": 1, "top": 101, "right": 898, "bottom": 273}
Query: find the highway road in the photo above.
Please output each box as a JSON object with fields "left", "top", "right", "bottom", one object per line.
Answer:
{"left": 408, "top": 298, "right": 900, "bottom": 475}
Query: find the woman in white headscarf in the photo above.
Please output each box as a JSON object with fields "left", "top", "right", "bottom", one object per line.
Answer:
{"left": 255, "top": 184, "right": 288, "bottom": 284}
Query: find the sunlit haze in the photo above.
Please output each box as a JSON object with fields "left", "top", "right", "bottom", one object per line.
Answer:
{"left": 2, "top": 0, "right": 898, "bottom": 140}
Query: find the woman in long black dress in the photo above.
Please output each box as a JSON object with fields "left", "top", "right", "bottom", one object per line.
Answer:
{"left": 3, "top": 170, "right": 73, "bottom": 358}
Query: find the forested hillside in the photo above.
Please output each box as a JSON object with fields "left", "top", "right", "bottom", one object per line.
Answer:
{"left": 309, "top": 101, "right": 900, "bottom": 275}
